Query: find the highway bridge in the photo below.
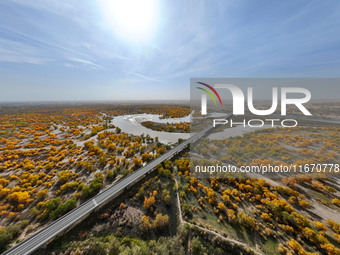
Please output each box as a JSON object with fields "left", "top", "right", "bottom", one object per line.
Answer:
{"left": 2, "top": 122, "right": 218, "bottom": 255}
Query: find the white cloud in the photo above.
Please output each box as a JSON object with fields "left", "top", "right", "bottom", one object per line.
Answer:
{"left": 68, "top": 57, "right": 104, "bottom": 69}
{"left": 127, "top": 71, "right": 164, "bottom": 83}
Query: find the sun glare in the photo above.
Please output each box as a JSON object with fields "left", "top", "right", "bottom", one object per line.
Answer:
{"left": 98, "top": 0, "right": 159, "bottom": 43}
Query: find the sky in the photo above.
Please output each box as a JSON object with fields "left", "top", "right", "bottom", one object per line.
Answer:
{"left": 0, "top": 0, "right": 340, "bottom": 102}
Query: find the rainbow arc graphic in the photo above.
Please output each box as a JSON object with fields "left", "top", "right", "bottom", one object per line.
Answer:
{"left": 196, "top": 82, "right": 223, "bottom": 106}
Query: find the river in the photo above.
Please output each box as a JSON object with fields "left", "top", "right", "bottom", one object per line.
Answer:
{"left": 111, "top": 114, "right": 190, "bottom": 144}
{"left": 110, "top": 113, "right": 278, "bottom": 144}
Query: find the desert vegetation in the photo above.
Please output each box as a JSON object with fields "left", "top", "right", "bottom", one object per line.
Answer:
{"left": 0, "top": 104, "right": 190, "bottom": 251}
{"left": 182, "top": 126, "right": 340, "bottom": 254}
{"left": 141, "top": 121, "right": 190, "bottom": 133}
{"left": 0, "top": 104, "right": 339, "bottom": 255}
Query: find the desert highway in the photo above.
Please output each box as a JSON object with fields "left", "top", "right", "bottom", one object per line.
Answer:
{"left": 2, "top": 123, "right": 217, "bottom": 255}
